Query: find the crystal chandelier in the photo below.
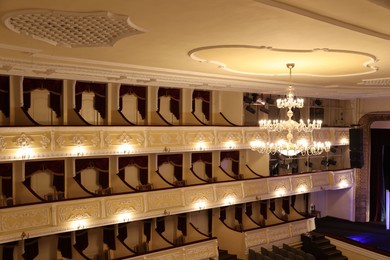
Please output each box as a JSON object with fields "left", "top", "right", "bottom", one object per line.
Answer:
{"left": 251, "top": 63, "right": 331, "bottom": 156}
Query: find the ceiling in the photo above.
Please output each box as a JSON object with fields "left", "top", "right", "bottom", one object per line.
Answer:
{"left": 0, "top": 0, "right": 390, "bottom": 99}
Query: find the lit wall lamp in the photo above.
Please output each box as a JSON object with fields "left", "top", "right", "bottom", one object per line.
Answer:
{"left": 275, "top": 187, "right": 287, "bottom": 197}
{"left": 16, "top": 133, "right": 32, "bottom": 159}
{"left": 196, "top": 141, "right": 206, "bottom": 151}
{"left": 338, "top": 179, "right": 349, "bottom": 188}
{"left": 194, "top": 199, "right": 207, "bottom": 211}
{"left": 117, "top": 212, "right": 132, "bottom": 222}
{"left": 119, "top": 133, "right": 134, "bottom": 154}
{"left": 340, "top": 137, "right": 349, "bottom": 145}
{"left": 225, "top": 141, "right": 236, "bottom": 149}
{"left": 71, "top": 220, "right": 86, "bottom": 230}
{"left": 224, "top": 195, "right": 236, "bottom": 205}
{"left": 298, "top": 184, "right": 308, "bottom": 193}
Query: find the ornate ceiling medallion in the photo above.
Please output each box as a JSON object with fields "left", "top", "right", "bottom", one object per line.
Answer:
{"left": 188, "top": 45, "right": 378, "bottom": 77}
{"left": 3, "top": 10, "right": 145, "bottom": 48}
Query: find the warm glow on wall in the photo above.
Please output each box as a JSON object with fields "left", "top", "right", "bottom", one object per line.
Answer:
{"left": 72, "top": 145, "right": 85, "bottom": 156}
{"left": 119, "top": 143, "right": 133, "bottom": 154}
{"left": 340, "top": 137, "right": 349, "bottom": 145}
{"left": 275, "top": 187, "right": 287, "bottom": 197}
{"left": 117, "top": 212, "right": 132, "bottom": 222}
{"left": 194, "top": 199, "right": 207, "bottom": 210}
{"left": 225, "top": 141, "right": 236, "bottom": 149}
{"left": 70, "top": 220, "right": 87, "bottom": 230}
{"left": 196, "top": 141, "right": 206, "bottom": 151}
{"left": 17, "top": 147, "right": 33, "bottom": 159}
{"left": 224, "top": 195, "right": 236, "bottom": 205}
{"left": 338, "top": 179, "right": 350, "bottom": 188}
{"left": 297, "top": 184, "right": 308, "bottom": 193}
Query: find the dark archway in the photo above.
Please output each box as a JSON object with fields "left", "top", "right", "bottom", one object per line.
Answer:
{"left": 370, "top": 129, "right": 390, "bottom": 222}
{"left": 357, "top": 112, "right": 390, "bottom": 222}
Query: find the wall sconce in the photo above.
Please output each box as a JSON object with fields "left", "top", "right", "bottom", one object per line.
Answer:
{"left": 194, "top": 199, "right": 207, "bottom": 211}
{"left": 275, "top": 187, "right": 286, "bottom": 197}
{"left": 73, "top": 144, "right": 85, "bottom": 156}
{"left": 163, "top": 146, "right": 171, "bottom": 152}
{"left": 71, "top": 220, "right": 86, "bottom": 230}
{"left": 120, "top": 143, "right": 133, "bottom": 154}
{"left": 340, "top": 138, "right": 349, "bottom": 145}
{"left": 117, "top": 212, "right": 132, "bottom": 222}
{"left": 338, "top": 179, "right": 349, "bottom": 188}
{"left": 225, "top": 141, "right": 236, "bottom": 149}
{"left": 16, "top": 133, "right": 32, "bottom": 159}
{"left": 17, "top": 146, "right": 32, "bottom": 159}
{"left": 297, "top": 184, "right": 308, "bottom": 193}
{"left": 224, "top": 195, "right": 236, "bottom": 205}
{"left": 196, "top": 141, "right": 206, "bottom": 151}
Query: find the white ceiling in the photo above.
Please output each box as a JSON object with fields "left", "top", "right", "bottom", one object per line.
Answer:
{"left": 0, "top": 0, "right": 390, "bottom": 99}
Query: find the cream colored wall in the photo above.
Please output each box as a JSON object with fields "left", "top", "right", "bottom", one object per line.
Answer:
{"left": 359, "top": 98, "right": 390, "bottom": 117}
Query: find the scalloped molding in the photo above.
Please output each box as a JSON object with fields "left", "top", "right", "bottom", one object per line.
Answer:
{"left": 189, "top": 45, "right": 378, "bottom": 77}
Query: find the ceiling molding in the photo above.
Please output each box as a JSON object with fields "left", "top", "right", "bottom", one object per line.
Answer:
{"left": 256, "top": 0, "right": 390, "bottom": 41}
{"left": 189, "top": 45, "right": 379, "bottom": 77}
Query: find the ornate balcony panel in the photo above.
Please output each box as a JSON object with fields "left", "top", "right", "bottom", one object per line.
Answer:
{"left": 242, "top": 179, "right": 269, "bottom": 199}
{"left": 0, "top": 169, "right": 353, "bottom": 243}
{"left": 311, "top": 171, "right": 332, "bottom": 191}
{"left": 215, "top": 182, "right": 243, "bottom": 205}
{"left": 184, "top": 186, "right": 215, "bottom": 210}
{"left": 0, "top": 126, "right": 349, "bottom": 160}
{"left": 267, "top": 176, "right": 292, "bottom": 199}
{"left": 331, "top": 169, "right": 354, "bottom": 189}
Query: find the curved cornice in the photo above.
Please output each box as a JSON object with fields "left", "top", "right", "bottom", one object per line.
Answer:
{"left": 188, "top": 45, "right": 379, "bottom": 77}
{"left": 256, "top": 0, "right": 390, "bottom": 41}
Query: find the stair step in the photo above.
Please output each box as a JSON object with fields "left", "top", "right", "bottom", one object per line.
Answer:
{"left": 324, "top": 249, "right": 342, "bottom": 257}
{"left": 328, "top": 255, "right": 348, "bottom": 260}
{"left": 312, "top": 238, "right": 331, "bottom": 246}
{"left": 318, "top": 244, "right": 336, "bottom": 251}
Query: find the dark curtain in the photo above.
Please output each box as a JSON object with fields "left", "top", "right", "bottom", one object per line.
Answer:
{"left": 191, "top": 152, "right": 213, "bottom": 179}
{"left": 282, "top": 198, "right": 290, "bottom": 214}
{"left": 192, "top": 90, "right": 210, "bottom": 121}
{"left": 57, "top": 232, "right": 72, "bottom": 259}
{"left": 117, "top": 223, "right": 128, "bottom": 242}
{"left": 74, "top": 229, "right": 89, "bottom": 252}
{"left": 156, "top": 217, "right": 165, "bottom": 234}
{"left": 119, "top": 85, "right": 146, "bottom": 119}
{"left": 207, "top": 209, "right": 213, "bottom": 236}
{"left": 177, "top": 213, "right": 187, "bottom": 236}
{"left": 2, "top": 241, "right": 17, "bottom": 260}
{"left": 144, "top": 220, "right": 152, "bottom": 242}
{"left": 23, "top": 77, "right": 62, "bottom": 118}
{"left": 24, "top": 160, "right": 65, "bottom": 192}
{"left": 158, "top": 154, "right": 183, "bottom": 181}
{"left": 260, "top": 201, "right": 268, "bottom": 219}
{"left": 118, "top": 156, "right": 149, "bottom": 185}
{"left": 75, "top": 158, "right": 109, "bottom": 189}
{"left": 220, "top": 151, "right": 239, "bottom": 175}
{"left": 75, "top": 81, "right": 107, "bottom": 119}
{"left": 235, "top": 204, "right": 243, "bottom": 225}
{"left": 0, "top": 75, "right": 10, "bottom": 117}
{"left": 245, "top": 203, "right": 252, "bottom": 217}
{"left": 219, "top": 207, "right": 226, "bottom": 222}
{"left": 0, "top": 163, "right": 13, "bottom": 198}
{"left": 270, "top": 199, "right": 275, "bottom": 212}
{"left": 103, "top": 225, "right": 116, "bottom": 250}
{"left": 157, "top": 87, "right": 180, "bottom": 120}
{"left": 22, "top": 238, "right": 39, "bottom": 260}
{"left": 291, "top": 195, "right": 296, "bottom": 207}
{"left": 370, "top": 129, "right": 390, "bottom": 222}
